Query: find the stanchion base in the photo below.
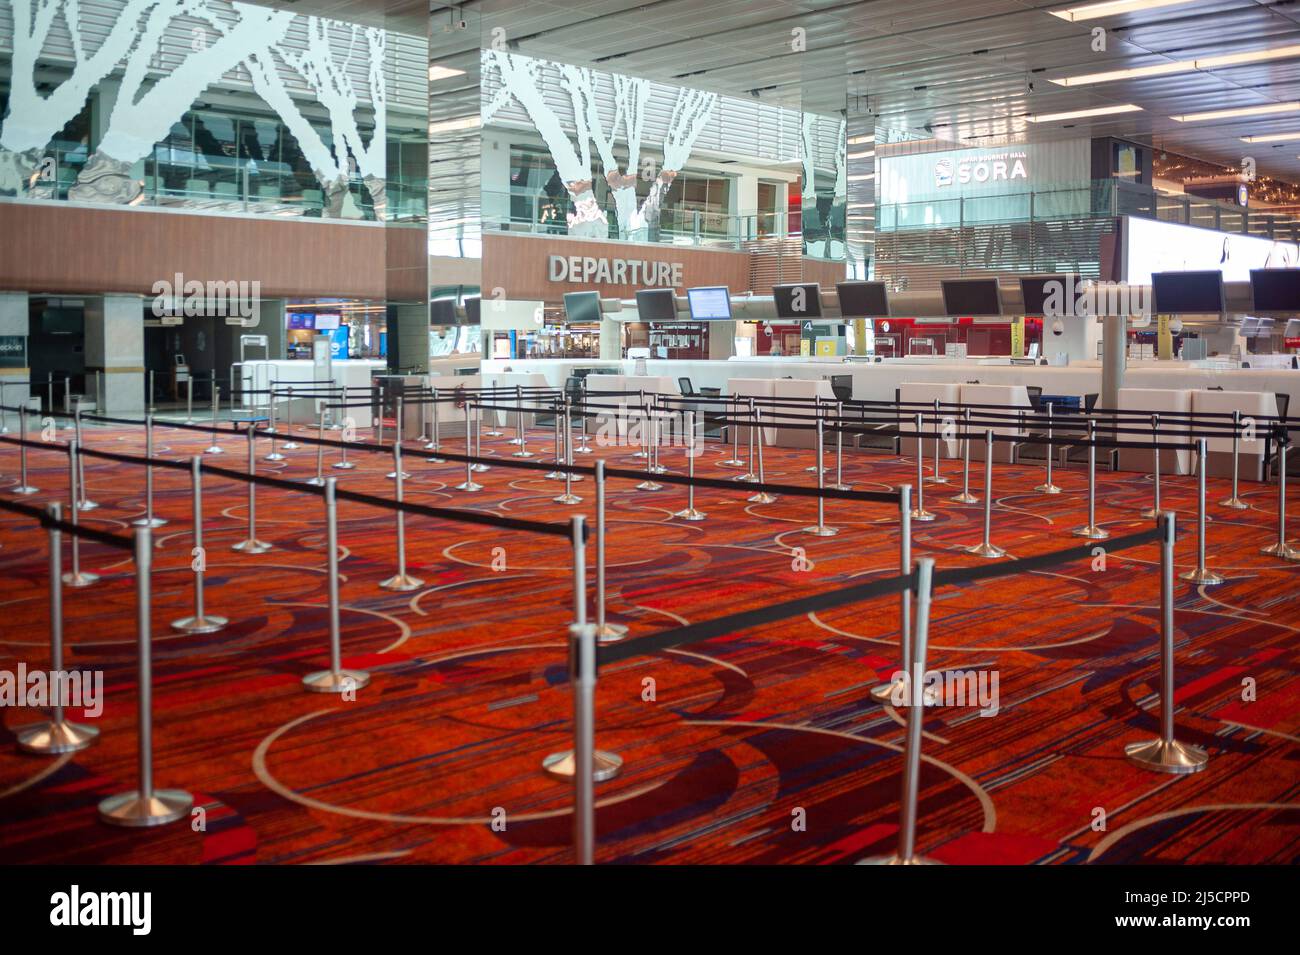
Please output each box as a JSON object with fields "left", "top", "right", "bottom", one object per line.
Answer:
{"left": 76, "top": 500, "right": 98, "bottom": 512}
{"left": 1139, "top": 507, "right": 1160, "bottom": 519}
{"left": 302, "top": 668, "right": 371, "bottom": 694}
{"left": 649, "top": 465, "right": 668, "bottom": 475}
{"left": 828, "top": 483, "right": 852, "bottom": 492}
{"left": 1072, "top": 525, "right": 1109, "bottom": 539}
{"left": 379, "top": 573, "right": 425, "bottom": 592}
{"left": 1219, "top": 497, "right": 1249, "bottom": 510}
{"left": 730, "top": 472, "right": 756, "bottom": 482}
{"left": 949, "top": 492, "right": 978, "bottom": 504}
{"left": 924, "top": 476, "right": 949, "bottom": 485}
{"left": 748, "top": 491, "right": 778, "bottom": 504}
{"left": 15, "top": 718, "right": 99, "bottom": 754}
{"left": 455, "top": 481, "right": 484, "bottom": 492}
{"left": 98, "top": 789, "right": 194, "bottom": 827}
{"left": 171, "top": 613, "right": 228, "bottom": 634}
{"left": 542, "top": 749, "right": 623, "bottom": 782}
{"left": 62, "top": 571, "right": 99, "bottom": 588}
{"left": 304, "top": 477, "right": 325, "bottom": 487}
{"left": 856, "top": 854, "right": 943, "bottom": 866}
{"left": 554, "top": 493, "right": 584, "bottom": 505}
{"left": 867, "top": 680, "right": 941, "bottom": 705}
{"left": 674, "top": 507, "right": 707, "bottom": 521}
{"left": 803, "top": 524, "right": 839, "bottom": 537}
{"left": 1035, "top": 483, "right": 1062, "bottom": 494}
{"left": 265, "top": 452, "right": 286, "bottom": 462}
{"left": 597, "top": 622, "right": 628, "bottom": 643}
{"left": 483, "top": 430, "right": 504, "bottom": 438}
{"left": 469, "top": 465, "right": 489, "bottom": 474}
{"left": 545, "top": 470, "right": 566, "bottom": 480}
{"left": 636, "top": 481, "right": 663, "bottom": 491}
{"left": 1179, "top": 566, "right": 1225, "bottom": 585}
{"left": 1261, "top": 541, "right": 1300, "bottom": 561}
{"left": 574, "top": 445, "right": 593, "bottom": 455}
{"left": 1124, "top": 738, "right": 1209, "bottom": 774}
{"left": 131, "top": 516, "right": 168, "bottom": 528}
{"left": 282, "top": 442, "right": 300, "bottom": 451}
{"left": 332, "top": 461, "right": 357, "bottom": 470}
{"left": 511, "top": 451, "right": 535, "bottom": 459}
{"left": 804, "top": 465, "right": 830, "bottom": 474}
{"left": 11, "top": 485, "right": 39, "bottom": 495}
{"left": 740, "top": 474, "right": 762, "bottom": 484}
{"left": 967, "top": 541, "right": 1007, "bottom": 559}
{"left": 507, "top": 438, "right": 524, "bottom": 446}
{"left": 203, "top": 446, "right": 223, "bottom": 455}
{"left": 387, "top": 470, "right": 414, "bottom": 479}
{"left": 910, "top": 508, "right": 936, "bottom": 523}
{"left": 719, "top": 458, "right": 745, "bottom": 468}
{"left": 232, "top": 539, "right": 272, "bottom": 554}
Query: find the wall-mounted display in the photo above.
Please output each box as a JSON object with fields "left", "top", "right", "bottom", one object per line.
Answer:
{"left": 1151, "top": 271, "right": 1225, "bottom": 314}
{"left": 686, "top": 287, "right": 732, "bottom": 320}
{"left": 773, "top": 283, "right": 822, "bottom": 319}
{"left": 835, "top": 281, "right": 889, "bottom": 318}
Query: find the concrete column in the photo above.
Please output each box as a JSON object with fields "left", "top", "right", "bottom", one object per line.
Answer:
{"left": 709, "top": 320, "right": 736, "bottom": 359}
{"left": 1101, "top": 314, "right": 1127, "bottom": 409}
{"left": 600, "top": 317, "right": 622, "bottom": 360}
{"left": 84, "top": 294, "right": 145, "bottom": 414}
{"left": 0, "top": 292, "right": 29, "bottom": 380}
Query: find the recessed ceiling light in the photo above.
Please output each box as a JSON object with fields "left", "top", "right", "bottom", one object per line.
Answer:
{"left": 847, "top": 173, "right": 876, "bottom": 181}
{"left": 1048, "top": 0, "right": 1197, "bottom": 22}
{"left": 1171, "top": 102, "right": 1300, "bottom": 122}
{"left": 1025, "top": 104, "right": 1142, "bottom": 122}
{"left": 1242, "top": 131, "right": 1300, "bottom": 143}
{"left": 429, "top": 115, "right": 481, "bottom": 133}
{"left": 429, "top": 65, "right": 466, "bottom": 82}
{"left": 1051, "top": 43, "right": 1300, "bottom": 86}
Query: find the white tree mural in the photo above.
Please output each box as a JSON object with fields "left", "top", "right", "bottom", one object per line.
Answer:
{"left": 643, "top": 87, "right": 716, "bottom": 237}
{"left": 245, "top": 18, "right": 387, "bottom": 219}
{"left": 801, "top": 114, "right": 847, "bottom": 258}
{"left": 69, "top": 1, "right": 294, "bottom": 202}
{"left": 0, "top": 0, "right": 176, "bottom": 195}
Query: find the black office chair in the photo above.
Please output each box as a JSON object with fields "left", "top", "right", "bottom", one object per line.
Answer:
{"left": 678, "top": 376, "right": 695, "bottom": 396}
{"left": 1084, "top": 393, "right": 1099, "bottom": 413}
{"left": 830, "top": 374, "right": 853, "bottom": 402}
{"left": 1026, "top": 385, "right": 1043, "bottom": 412}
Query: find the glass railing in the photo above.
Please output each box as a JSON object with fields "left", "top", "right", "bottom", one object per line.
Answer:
{"left": 878, "top": 178, "right": 1300, "bottom": 241}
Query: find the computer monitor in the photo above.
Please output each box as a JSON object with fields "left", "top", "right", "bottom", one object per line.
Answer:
{"left": 1151, "top": 270, "right": 1225, "bottom": 314}
{"left": 464, "top": 296, "right": 481, "bottom": 325}
{"left": 288, "top": 314, "right": 314, "bottom": 330}
{"left": 941, "top": 279, "right": 1002, "bottom": 316}
{"left": 1020, "top": 274, "right": 1080, "bottom": 317}
{"left": 563, "top": 291, "right": 603, "bottom": 324}
{"left": 430, "top": 298, "right": 457, "bottom": 325}
{"left": 635, "top": 288, "right": 678, "bottom": 322}
{"left": 174, "top": 354, "right": 186, "bottom": 366}
{"left": 772, "top": 283, "right": 822, "bottom": 319}
{"left": 835, "top": 281, "right": 889, "bottom": 318}
{"left": 1250, "top": 269, "right": 1300, "bottom": 313}
{"left": 314, "top": 313, "right": 341, "bottom": 331}
{"left": 686, "top": 286, "right": 732, "bottom": 320}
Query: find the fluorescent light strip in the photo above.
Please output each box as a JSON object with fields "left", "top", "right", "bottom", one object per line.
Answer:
{"left": 1243, "top": 131, "right": 1300, "bottom": 143}
{"left": 1051, "top": 42, "right": 1300, "bottom": 86}
{"left": 1171, "top": 101, "right": 1300, "bottom": 122}
{"left": 847, "top": 173, "right": 875, "bottom": 181}
{"left": 429, "top": 65, "right": 466, "bottom": 81}
{"left": 429, "top": 115, "right": 481, "bottom": 133}
{"left": 1049, "top": 0, "right": 1196, "bottom": 22}
{"left": 1025, "top": 103, "right": 1142, "bottom": 122}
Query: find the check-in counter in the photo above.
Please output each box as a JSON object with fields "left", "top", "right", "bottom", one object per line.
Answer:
{"left": 771, "top": 378, "right": 836, "bottom": 449}
{"left": 725, "top": 378, "right": 778, "bottom": 448}
{"left": 1192, "top": 388, "right": 1275, "bottom": 481}
{"left": 480, "top": 371, "right": 550, "bottom": 433}
{"left": 1116, "top": 388, "right": 1193, "bottom": 476}
{"left": 586, "top": 374, "right": 681, "bottom": 446}
{"left": 961, "top": 383, "right": 1030, "bottom": 463}
{"left": 427, "top": 373, "right": 484, "bottom": 438}
{"left": 900, "top": 382, "right": 961, "bottom": 459}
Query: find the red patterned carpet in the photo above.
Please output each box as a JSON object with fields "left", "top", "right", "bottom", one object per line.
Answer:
{"left": 0, "top": 420, "right": 1298, "bottom": 864}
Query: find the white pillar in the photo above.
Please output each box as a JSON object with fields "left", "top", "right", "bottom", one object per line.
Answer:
{"left": 0, "top": 292, "right": 29, "bottom": 379}
{"left": 84, "top": 294, "right": 145, "bottom": 414}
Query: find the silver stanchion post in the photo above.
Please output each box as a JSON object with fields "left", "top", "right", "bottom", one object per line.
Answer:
{"left": 871, "top": 485, "right": 911, "bottom": 702}
{"left": 950, "top": 408, "right": 977, "bottom": 504}
{"left": 184, "top": 375, "right": 195, "bottom": 425}
{"left": 1261, "top": 430, "right": 1300, "bottom": 560}
{"left": 1140, "top": 414, "right": 1162, "bottom": 519}
{"left": 740, "top": 397, "right": 761, "bottom": 483}
{"left": 332, "top": 403, "right": 356, "bottom": 472}
{"left": 595, "top": 459, "right": 627, "bottom": 643}
{"left": 483, "top": 385, "right": 504, "bottom": 438}
{"left": 748, "top": 407, "right": 778, "bottom": 504}
{"left": 303, "top": 478, "right": 371, "bottom": 693}
{"left": 0, "top": 379, "right": 8, "bottom": 433}
{"left": 1073, "top": 418, "right": 1108, "bottom": 539}
{"left": 805, "top": 395, "right": 825, "bottom": 473}
{"left": 16, "top": 502, "right": 101, "bottom": 754}
{"left": 546, "top": 398, "right": 567, "bottom": 480}
{"left": 911, "top": 413, "right": 935, "bottom": 521}
{"left": 172, "top": 456, "right": 228, "bottom": 633}
{"left": 926, "top": 399, "right": 947, "bottom": 484}
{"left": 554, "top": 402, "right": 582, "bottom": 505}
{"left": 380, "top": 442, "right": 424, "bottom": 591}
{"left": 428, "top": 388, "right": 445, "bottom": 462}
{"left": 967, "top": 430, "right": 1006, "bottom": 558}
{"left": 282, "top": 385, "right": 300, "bottom": 451}
{"left": 570, "top": 617, "right": 600, "bottom": 866}
{"left": 98, "top": 524, "right": 195, "bottom": 826}
{"left": 73, "top": 405, "right": 96, "bottom": 511}
{"left": 544, "top": 514, "right": 622, "bottom": 784}
{"left": 132, "top": 411, "right": 167, "bottom": 529}
{"left": 1126, "top": 512, "right": 1210, "bottom": 774}
{"left": 510, "top": 386, "right": 530, "bottom": 454}
{"left": 575, "top": 392, "right": 592, "bottom": 454}
{"left": 455, "top": 400, "right": 483, "bottom": 492}
{"left": 387, "top": 396, "right": 412, "bottom": 480}
{"left": 721, "top": 394, "right": 744, "bottom": 467}
{"left": 804, "top": 414, "right": 838, "bottom": 536}
{"left": 674, "top": 410, "right": 706, "bottom": 520}
{"left": 636, "top": 401, "right": 662, "bottom": 491}
{"left": 13, "top": 405, "right": 39, "bottom": 494}
{"left": 232, "top": 428, "right": 270, "bottom": 553}
{"left": 829, "top": 400, "right": 851, "bottom": 491}
{"left": 306, "top": 407, "right": 327, "bottom": 486}
{"left": 1179, "top": 436, "right": 1224, "bottom": 585}
{"left": 205, "top": 385, "right": 224, "bottom": 455}
{"left": 63, "top": 442, "right": 98, "bottom": 588}
{"left": 1036, "top": 402, "right": 1062, "bottom": 494}
{"left": 264, "top": 389, "right": 284, "bottom": 461}
{"left": 1220, "top": 409, "right": 1247, "bottom": 509}
{"left": 860, "top": 556, "right": 940, "bottom": 865}
{"left": 470, "top": 396, "right": 490, "bottom": 473}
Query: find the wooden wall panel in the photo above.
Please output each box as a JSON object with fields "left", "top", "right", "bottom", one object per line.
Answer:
{"left": 0, "top": 203, "right": 392, "bottom": 300}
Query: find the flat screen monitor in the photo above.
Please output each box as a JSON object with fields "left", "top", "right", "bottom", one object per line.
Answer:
{"left": 941, "top": 279, "right": 1002, "bottom": 317}
{"left": 1020, "top": 274, "right": 1080, "bottom": 317}
{"left": 772, "top": 283, "right": 822, "bottom": 319}
{"left": 1250, "top": 269, "right": 1300, "bottom": 313}
{"left": 1151, "top": 270, "right": 1225, "bottom": 314}
{"left": 430, "top": 298, "right": 457, "bottom": 325}
{"left": 686, "top": 286, "right": 732, "bottom": 320}
{"left": 314, "top": 313, "right": 341, "bottom": 331}
{"left": 41, "top": 308, "right": 81, "bottom": 334}
{"left": 563, "top": 291, "right": 602, "bottom": 324}
{"left": 835, "top": 281, "right": 889, "bottom": 318}
{"left": 464, "top": 296, "right": 481, "bottom": 325}
{"left": 635, "top": 288, "right": 678, "bottom": 323}
{"left": 288, "top": 313, "right": 314, "bottom": 330}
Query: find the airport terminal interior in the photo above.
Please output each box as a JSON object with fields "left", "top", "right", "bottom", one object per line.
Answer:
{"left": 1, "top": 0, "right": 1300, "bottom": 868}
